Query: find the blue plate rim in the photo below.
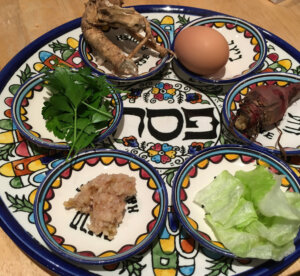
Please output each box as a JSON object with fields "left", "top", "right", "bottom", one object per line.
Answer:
{"left": 0, "top": 4, "right": 299, "bottom": 276}
{"left": 33, "top": 148, "right": 168, "bottom": 265}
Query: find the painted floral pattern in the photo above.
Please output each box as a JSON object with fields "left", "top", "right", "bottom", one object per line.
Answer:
{"left": 148, "top": 143, "right": 176, "bottom": 164}
{"left": 151, "top": 82, "right": 176, "bottom": 101}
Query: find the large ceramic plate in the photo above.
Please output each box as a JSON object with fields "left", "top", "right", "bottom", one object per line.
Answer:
{"left": 0, "top": 5, "right": 300, "bottom": 276}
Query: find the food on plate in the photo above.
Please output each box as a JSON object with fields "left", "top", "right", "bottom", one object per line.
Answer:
{"left": 81, "top": 0, "right": 172, "bottom": 77}
{"left": 64, "top": 173, "right": 137, "bottom": 239}
{"left": 193, "top": 165, "right": 300, "bottom": 261}
{"left": 42, "top": 66, "right": 125, "bottom": 160}
{"left": 174, "top": 26, "right": 229, "bottom": 76}
{"left": 234, "top": 83, "right": 300, "bottom": 138}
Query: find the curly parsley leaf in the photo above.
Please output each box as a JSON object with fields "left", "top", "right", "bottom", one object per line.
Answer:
{"left": 42, "top": 66, "right": 126, "bottom": 160}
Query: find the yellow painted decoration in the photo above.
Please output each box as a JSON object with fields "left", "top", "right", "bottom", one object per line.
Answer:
{"left": 154, "top": 268, "right": 177, "bottom": 276}
{"left": 28, "top": 159, "right": 46, "bottom": 172}
{"left": 160, "top": 235, "right": 175, "bottom": 253}
{"left": 230, "top": 101, "right": 236, "bottom": 111}
{"left": 26, "top": 91, "right": 33, "bottom": 98}
{"left": 148, "top": 178, "right": 157, "bottom": 189}
{"left": 20, "top": 107, "right": 26, "bottom": 114}
{"left": 182, "top": 175, "right": 190, "bottom": 188}
{"left": 225, "top": 154, "right": 239, "bottom": 161}
{"left": 21, "top": 115, "right": 27, "bottom": 121}
{"left": 62, "top": 244, "right": 76, "bottom": 252}
{"left": 240, "top": 87, "right": 248, "bottom": 95}
{"left": 129, "top": 162, "right": 140, "bottom": 170}
{"left": 278, "top": 59, "right": 292, "bottom": 70}
{"left": 277, "top": 81, "right": 288, "bottom": 86}
{"left": 165, "top": 150, "right": 176, "bottom": 159}
{"left": 52, "top": 177, "right": 61, "bottom": 188}
{"left": 46, "top": 223, "right": 55, "bottom": 234}
{"left": 67, "top": 37, "right": 79, "bottom": 49}
{"left": 148, "top": 149, "right": 158, "bottom": 157}
{"left": 99, "top": 251, "right": 116, "bottom": 257}
{"left": 136, "top": 233, "right": 148, "bottom": 244}
{"left": 157, "top": 36, "right": 162, "bottom": 43}
{"left": 29, "top": 130, "right": 40, "bottom": 137}
{"left": 281, "top": 177, "right": 289, "bottom": 187}
{"left": 257, "top": 159, "right": 269, "bottom": 167}
{"left": 100, "top": 157, "right": 114, "bottom": 165}
{"left": 236, "top": 26, "right": 245, "bottom": 33}
{"left": 257, "top": 82, "right": 264, "bottom": 86}
{"left": 44, "top": 201, "right": 50, "bottom": 211}
{"left": 291, "top": 167, "right": 300, "bottom": 177}
{"left": 197, "top": 159, "right": 208, "bottom": 169}
{"left": 251, "top": 37, "right": 258, "bottom": 45}
{"left": 34, "top": 63, "right": 45, "bottom": 72}
{"left": 29, "top": 189, "right": 37, "bottom": 204}
{"left": 215, "top": 22, "right": 225, "bottom": 28}
{"left": 161, "top": 16, "right": 174, "bottom": 25}
{"left": 73, "top": 161, "right": 85, "bottom": 171}
{"left": 254, "top": 52, "right": 260, "bottom": 61}
{"left": 212, "top": 241, "right": 225, "bottom": 248}
{"left": 153, "top": 205, "right": 160, "bottom": 218}
{"left": 0, "top": 162, "right": 15, "bottom": 177}
{"left": 0, "top": 131, "right": 14, "bottom": 143}
{"left": 152, "top": 87, "right": 160, "bottom": 94}
{"left": 187, "top": 217, "right": 198, "bottom": 230}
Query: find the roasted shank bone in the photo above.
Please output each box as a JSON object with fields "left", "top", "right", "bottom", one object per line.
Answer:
{"left": 81, "top": 0, "right": 170, "bottom": 76}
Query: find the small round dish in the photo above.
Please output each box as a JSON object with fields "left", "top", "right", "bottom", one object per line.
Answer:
{"left": 11, "top": 72, "right": 123, "bottom": 150}
{"left": 34, "top": 148, "right": 168, "bottom": 265}
{"left": 222, "top": 72, "right": 300, "bottom": 155}
{"left": 172, "top": 15, "right": 267, "bottom": 88}
{"left": 172, "top": 144, "right": 300, "bottom": 258}
{"left": 79, "top": 21, "right": 171, "bottom": 84}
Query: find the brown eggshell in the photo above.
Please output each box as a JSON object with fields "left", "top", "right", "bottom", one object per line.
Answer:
{"left": 174, "top": 26, "right": 230, "bottom": 76}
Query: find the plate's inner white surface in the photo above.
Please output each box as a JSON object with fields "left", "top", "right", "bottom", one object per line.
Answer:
{"left": 210, "top": 26, "right": 258, "bottom": 80}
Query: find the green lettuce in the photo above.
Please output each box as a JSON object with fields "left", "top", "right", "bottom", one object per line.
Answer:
{"left": 193, "top": 166, "right": 300, "bottom": 261}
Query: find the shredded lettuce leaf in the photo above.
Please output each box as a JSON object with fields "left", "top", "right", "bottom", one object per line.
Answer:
{"left": 193, "top": 166, "right": 300, "bottom": 261}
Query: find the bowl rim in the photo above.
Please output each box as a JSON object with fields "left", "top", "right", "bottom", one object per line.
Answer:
{"left": 172, "top": 143, "right": 300, "bottom": 258}
{"left": 11, "top": 71, "right": 124, "bottom": 150}
{"left": 33, "top": 148, "right": 169, "bottom": 265}
{"left": 171, "top": 14, "right": 268, "bottom": 85}
{"left": 222, "top": 71, "right": 300, "bottom": 155}
{"left": 78, "top": 20, "right": 172, "bottom": 82}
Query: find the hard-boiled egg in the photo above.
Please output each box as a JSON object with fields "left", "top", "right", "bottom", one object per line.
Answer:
{"left": 174, "top": 26, "right": 229, "bottom": 76}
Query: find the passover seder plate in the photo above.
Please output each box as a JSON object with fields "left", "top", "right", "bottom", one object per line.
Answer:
{"left": 1, "top": 4, "right": 300, "bottom": 276}
{"left": 34, "top": 149, "right": 168, "bottom": 265}
{"left": 11, "top": 72, "right": 123, "bottom": 150}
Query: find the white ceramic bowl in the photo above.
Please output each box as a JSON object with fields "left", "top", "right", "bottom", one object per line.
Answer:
{"left": 222, "top": 72, "right": 300, "bottom": 156}
{"left": 79, "top": 21, "right": 172, "bottom": 85}
{"left": 172, "top": 15, "right": 267, "bottom": 92}
{"left": 172, "top": 144, "right": 300, "bottom": 258}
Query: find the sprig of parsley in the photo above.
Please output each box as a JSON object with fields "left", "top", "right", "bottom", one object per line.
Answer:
{"left": 42, "top": 66, "right": 125, "bottom": 160}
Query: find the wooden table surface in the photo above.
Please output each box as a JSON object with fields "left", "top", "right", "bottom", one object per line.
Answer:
{"left": 0, "top": 0, "right": 300, "bottom": 275}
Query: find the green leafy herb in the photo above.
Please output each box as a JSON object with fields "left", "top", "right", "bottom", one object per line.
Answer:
{"left": 42, "top": 66, "right": 125, "bottom": 160}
